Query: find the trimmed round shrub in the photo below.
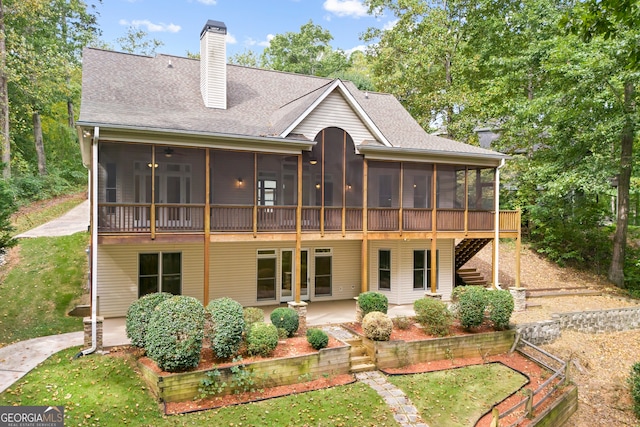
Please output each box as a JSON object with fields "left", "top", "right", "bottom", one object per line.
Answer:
{"left": 362, "top": 311, "right": 393, "bottom": 341}
{"left": 413, "top": 297, "right": 452, "bottom": 337}
{"left": 146, "top": 296, "right": 205, "bottom": 372}
{"left": 487, "top": 289, "right": 514, "bottom": 330}
{"left": 358, "top": 291, "right": 388, "bottom": 317}
{"left": 246, "top": 322, "right": 279, "bottom": 357}
{"left": 206, "top": 297, "right": 245, "bottom": 359}
{"left": 270, "top": 307, "right": 299, "bottom": 337}
{"left": 125, "top": 292, "right": 173, "bottom": 348}
{"left": 243, "top": 307, "right": 265, "bottom": 330}
{"left": 306, "top": 328, "right": 329, "bottom": 350}
{"left": 454, "top": 286, "right": 489, "bottom": 330}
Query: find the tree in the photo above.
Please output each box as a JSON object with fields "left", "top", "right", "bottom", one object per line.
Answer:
{"left": 563, "top": 0, "right": 639, "bottom": 286}
{"left": 116, "top": 26, "right": 163, "bottom": 56}
{"left": 0, "top": 178, "right": 16, "bottom": 252}
{"left": 363, "top": 0, "right": 481, "bottom": 140}
{"left": 0, "top": 0, "right": 10, "bottom": 179}
{"left": 229, "top": 49, "right": 260, "bottom": 67}
{"left": 261, "top": 20, "right": 350, "bottom": 77}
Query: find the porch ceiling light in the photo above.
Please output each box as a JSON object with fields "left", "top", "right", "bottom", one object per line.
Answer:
{"left": 164, "top": 147, "right": 174, "bottom": 158}
{"left": 309, "top": 157, "right": 318, "bottom": 165}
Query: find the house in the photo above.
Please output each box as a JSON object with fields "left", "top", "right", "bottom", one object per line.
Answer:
{"left": 76, "top": 20, "right": 521, "bottom": 324}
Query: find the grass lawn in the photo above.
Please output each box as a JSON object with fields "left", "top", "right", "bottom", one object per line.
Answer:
{"left": 388, "top": 363, "right": 528, "bottom": 427}
{"left": 0, "top": 347, "right": 400, "bottom": 427}
{"left": 0, "top": 233, "right": 88, "bottom": 345}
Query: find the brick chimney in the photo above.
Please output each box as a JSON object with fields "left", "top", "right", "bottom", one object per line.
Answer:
{"left": 200, "top": 20, "right": 227, "bottom": 109}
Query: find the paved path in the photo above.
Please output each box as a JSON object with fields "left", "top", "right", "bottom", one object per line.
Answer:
{"left": 356, "top": 371, "right": 429, "bottom": 427}
{"left": 0, "top": 332, "right": 83, "bottom": 394}
{"left": 16, "top": 199, "right": 89, "bottom": 238}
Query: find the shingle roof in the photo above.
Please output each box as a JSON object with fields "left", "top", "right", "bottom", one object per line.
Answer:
{"left": 78, "top": 48, "right": 505, "bottom": 160}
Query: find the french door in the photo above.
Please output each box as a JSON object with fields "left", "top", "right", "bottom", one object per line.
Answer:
{"left": 280, "top": 249, "right": 309, "bottom": 302}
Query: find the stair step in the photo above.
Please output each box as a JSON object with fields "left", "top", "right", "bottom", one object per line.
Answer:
{"left": 458, "top": 273, "right": 484, "bottom": 279}
{"left": 351, "top": 355, "right": 373, "bottom": 365}
{"left": 456, "top": 268, "right": 477, "bottom": 273}
{"left": 350, "top": 363, "right": 376, "bottom": 373}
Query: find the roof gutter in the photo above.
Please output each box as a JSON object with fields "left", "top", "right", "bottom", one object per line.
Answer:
{"left": 357, "top": 145, "right": 509, "bottom": 167}
{"left": 75, "top": 121, "right": 316, "bottom": 152}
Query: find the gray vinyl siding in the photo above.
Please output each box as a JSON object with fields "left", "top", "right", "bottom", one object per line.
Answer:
{"left": 97, "top": 243, "right": 204, "bottom": 317}
{"left": 292, "top": 91, "right": 376, "bottom": 145}
{"left": 209, "top": 240, "right": 361, "bottom": 306}
{"left": 368, "top": 239, "right": 454, "bottom": 304}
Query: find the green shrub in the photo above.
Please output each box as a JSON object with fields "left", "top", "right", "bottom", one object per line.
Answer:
{"left": 246, "top": 322, "right": 279, "bottom": 357}
{"left": 270, "top": 307, "right": 299, "bottom": 337}
{"left": 413, "top": 298, "right": 452, "bottom": 337}
{"left": 206, "top": 297, "right": 245, "bottom": 359}
{"left": 362, "top": 311, "right": 393, "bottom": 341}
{"left": 487, "top": 290, "right": 514, "bottom": 330}
{"left": 125, "top": 292, "right": 174, "bottom": 348}
{"left": 454, "top": 286, "right": 489, "bottom": 330}
{"left": 629, "top": 362, "right": 640, "bottom": 418}
{"left": 0, "top": 179, "right": 16, "bottom": 252}
{"left": 358, "top": 292, "right": 388, "bottom": 316}
{"left": 306, "top": 328, "right": 329, "bottom": 350}
{"left": 392, "top": 315, "right": 412, "bottom": 331}
{"left": 146, "top": 296, "right": 205, "bottom": 372}
{"left": 243, "top": 307, "right": 265, "bottom": 330}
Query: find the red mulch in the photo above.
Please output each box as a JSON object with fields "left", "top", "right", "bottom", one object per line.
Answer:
{"left": 114, "top": 323, "right": 565, "bottom": 422}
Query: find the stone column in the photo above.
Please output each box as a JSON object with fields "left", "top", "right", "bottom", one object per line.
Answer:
{"left": 424, "top": 292, "right": 443, "bottom": 300}
{"left": 83, "top": 316, "right": 104, "bottom": 352}
{"left": 510, "top": 287, "right": 526, "bottom": 312}
{"left": 287, "top": 301, "right": 308, "bottom": 335}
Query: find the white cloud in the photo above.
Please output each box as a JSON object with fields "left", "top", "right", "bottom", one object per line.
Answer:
{"left": 196, "top": 0, "right": 217, "bottom": 4}
{"left": 245, "top": 34, "right": 273, "bottom": 48}
{"left": 345, "top": 44, "right": 366, "bottom": 56}
{"left": 323, "top": 0, "right": 368, "bottom": 18}
{"left": 383, "top": 19, "right": 398, "bottom": 31}
{"left": 119, "top": 19, "right": 181, "bottom": 33}
{"left": 226, "top": 33, "right": 237, "bottom": 44}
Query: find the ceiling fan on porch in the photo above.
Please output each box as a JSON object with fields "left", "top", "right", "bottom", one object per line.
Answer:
{"left": 162, "top": 147, "right": 186, "bottom": 158}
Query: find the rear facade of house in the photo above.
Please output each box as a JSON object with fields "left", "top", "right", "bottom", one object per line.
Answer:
{"left": 77, "top": 20, "right": 519, "bottom": 318}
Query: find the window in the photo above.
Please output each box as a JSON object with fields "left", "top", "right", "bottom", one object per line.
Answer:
{"left": 139, "top": 252, "right": 181, "bottom": 297}
{"left": 378, "top": 250, "right": 391, "bottom": 290}
{"left": 413, "top": 250, "right": 439, "bottom": 290}
{"left": 257, "top": 249, "right": 277, "bottom": 300}
{"left": 314, "top": 248, "right": 332, "bottom": 296}
{"left": 258, "top": 174, "right": 277, "bottom": 206}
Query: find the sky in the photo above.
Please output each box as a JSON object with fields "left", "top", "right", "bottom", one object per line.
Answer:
{"left": 93, "top": 0, "right": 397, "bottom": 58}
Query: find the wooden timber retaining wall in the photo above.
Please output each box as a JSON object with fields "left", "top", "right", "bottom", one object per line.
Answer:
{"left": 529, "top": 385, "right": 578, "bottom": 427}
{"left": 361, "top": 330, "right": 516, "bottom": 369}
{"left": 139, "top": 344, "right": 350, "bottom": 403}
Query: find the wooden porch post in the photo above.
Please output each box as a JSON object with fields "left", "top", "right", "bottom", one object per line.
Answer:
{"left": 295, "top": 154, "right": 302, "bottom": 303}
{"left": 361, "top": 159, "right": 368, "bottom": 294}
{"left": 342, "top": 131, "right": 346, "bottom": 237}
{"left": 320, "top": 130, "right": 325, "bottom": 237}
{"left": 204, "top": 149, "right": 210, "bottom": 306}
{"left": 515, "top": 208, "right": 522, "bottom": 288}
{"left": 150, "top": 146, "right": 156, "bottom": 240}
{"left": 430, "top": 164, "right": 438, "bottom": 293}
{"left": 252, "top": 153, "right": 257, "bottom": 236}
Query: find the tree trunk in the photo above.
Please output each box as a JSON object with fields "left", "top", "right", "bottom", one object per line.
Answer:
{"left": 608, "top": 81, "right": 635, "bottom": 287}
{"left": 67, "top": 98, "right": 74, "bottom": 128}
{"left": 0, "top": 0, "right": 10, "bottom": 179}
{"left": 33, "top": 111, "right": 47, "bottom": 176}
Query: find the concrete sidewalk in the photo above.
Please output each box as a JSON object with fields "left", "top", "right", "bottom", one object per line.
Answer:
{"left": 16, "top": 199, "right": 89, "bottom": 238}
{"left": 0, "top": 332, "right": 83, "bottom": 394}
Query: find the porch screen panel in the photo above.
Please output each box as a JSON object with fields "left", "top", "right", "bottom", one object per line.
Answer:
{"left": 437, "top": 165, "right": 465, "bottom": 209}
{"left": 211, "top": 150, "right": 255, "bottom": 205}
{"left": 257, "top": 154, "right": 298, "bottom": 206}
{"left": 303, "top": 140, "right": 323, "bottom": 207}
{"left": 467, "top": 167, "right": 495, "bottom": 210}
{"left": 367, "top": 161, "right": 400, "bottom": 208}
{"left": 345, "top": 135, "right": 363, "bottom": 207}
{"left": 322, "top": 128, "right": 344, "bottom": 207}
{"left": 403, "top": 163, "right": 433, "bottom": 208}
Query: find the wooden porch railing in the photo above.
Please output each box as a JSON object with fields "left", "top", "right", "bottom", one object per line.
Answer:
{"left": 98, "top": 204, "right": 518, "bottom": 234}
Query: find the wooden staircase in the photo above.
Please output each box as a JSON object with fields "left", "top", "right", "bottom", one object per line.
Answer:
{"left": 345, "top": 337, "right": 376, "bottom": 373}
{"left": 456, "top": 267, "right": 487, "bottom": 286}
{"left": 454, "top": 238, "right": 492, "bottom": 286}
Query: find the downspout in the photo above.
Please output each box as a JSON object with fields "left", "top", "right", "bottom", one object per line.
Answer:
{"left": 493, "top": 158, "right": 505, "bottom": 290}
{"left": 75, "top": 126, "right": 99, "bottom": 358}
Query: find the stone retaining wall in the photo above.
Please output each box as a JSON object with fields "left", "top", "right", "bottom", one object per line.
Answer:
{"left": 516, "top": 305, "right": 640, "bottom": 345}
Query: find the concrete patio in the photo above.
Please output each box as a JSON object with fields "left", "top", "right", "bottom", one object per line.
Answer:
{"left": 102, "top": 299, "right": 416, "bottom": 348}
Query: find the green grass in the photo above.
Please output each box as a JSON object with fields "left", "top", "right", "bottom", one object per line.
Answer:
{"left": 0, "top": 233, "right": 88, "bottom": 345}
{"left": 0, "top": 347, "right": 399, "bottom": 427}
{"left": 388, "top": 363, "right": 528, "bottom": 427}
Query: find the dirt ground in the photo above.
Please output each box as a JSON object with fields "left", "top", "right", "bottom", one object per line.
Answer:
{"left": 467, "top": 243, "right": 640, "bottom": 426}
